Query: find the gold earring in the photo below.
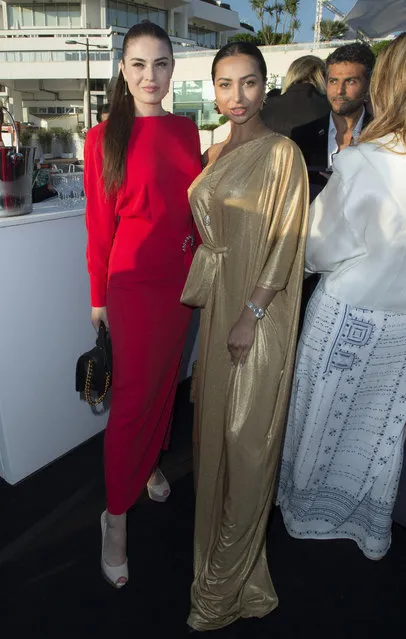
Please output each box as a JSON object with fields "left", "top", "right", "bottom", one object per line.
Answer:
{"left": 124, "top": 80, "right": 128, "bottom": 96}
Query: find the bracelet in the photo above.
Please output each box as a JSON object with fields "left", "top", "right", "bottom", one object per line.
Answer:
{"left": 246, "top": 300, "right": 265, "bottom": 319}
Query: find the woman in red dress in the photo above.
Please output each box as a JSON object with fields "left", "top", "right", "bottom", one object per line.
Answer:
{"left": 84, "top": 22, "right": 201, "bottom": 588}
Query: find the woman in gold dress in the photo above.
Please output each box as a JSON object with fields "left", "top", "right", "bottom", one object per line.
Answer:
{"left": 181, "top": 42, "right": 309, "bottom": 632}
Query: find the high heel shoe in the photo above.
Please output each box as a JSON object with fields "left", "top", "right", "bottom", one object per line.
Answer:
{"left": 147, "top": 467, "right": 171, "bottom": 503}
{"left": 100, "top": 511, "right": 128, "bottom": 588}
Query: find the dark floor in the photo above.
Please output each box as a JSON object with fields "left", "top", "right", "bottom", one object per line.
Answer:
{"left": 1, "top": 380, "right": 406, "bottom": 639}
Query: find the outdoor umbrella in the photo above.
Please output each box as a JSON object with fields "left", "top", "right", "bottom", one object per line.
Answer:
{"left": 345, "top": 0, "right": 406, "bottom": 38}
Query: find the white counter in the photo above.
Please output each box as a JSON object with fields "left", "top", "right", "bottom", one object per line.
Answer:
{"left": 0, "top": 200, "right": 198, "bottom": 485}
{"left": 0, "top": 200, "right": 109, "bottom": 484}
{"left": 0, "top": 198, "right": 86, "bottom": 228}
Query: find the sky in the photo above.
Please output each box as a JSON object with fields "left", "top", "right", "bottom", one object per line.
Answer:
{"left": 232, "top": 0, "right": 357, "bottom": 43}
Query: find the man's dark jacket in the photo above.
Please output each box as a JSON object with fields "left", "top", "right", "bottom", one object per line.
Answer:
{"left": 291, "top": 109, "right": 373, "bottom": 200}
{"left": 291, "top": 109, "right": 372, "bottom": 168}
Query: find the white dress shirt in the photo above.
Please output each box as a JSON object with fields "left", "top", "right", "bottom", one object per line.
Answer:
{"left": 327, "top": 107, "right": 365, "bottom": 168}
{"left": 306, "top": 135, "right": 406, "bottom": 312}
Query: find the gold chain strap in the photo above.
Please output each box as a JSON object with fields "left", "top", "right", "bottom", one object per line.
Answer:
{"left": 84, "top": 360, "right": 111, "bottom": 407}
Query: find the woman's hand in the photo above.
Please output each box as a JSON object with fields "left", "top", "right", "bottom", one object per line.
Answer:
{"left": 91, "top": 306, "right": 109, "bottom": 331}
{"left": 227, "top": 309, "right": 257, "bottom": 367}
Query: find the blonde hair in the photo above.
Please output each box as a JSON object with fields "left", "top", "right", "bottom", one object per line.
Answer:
{"left": 359, "top": 33, "right": 406, "bottom": 150}
{"left": 282, "top": 55, "right": 326, "bottom": 95}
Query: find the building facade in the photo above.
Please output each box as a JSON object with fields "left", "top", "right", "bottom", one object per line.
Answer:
{"left": 0, "top": 0, "right": 252, "bottom": 128}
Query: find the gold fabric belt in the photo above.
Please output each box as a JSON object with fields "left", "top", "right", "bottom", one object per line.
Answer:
{"left": 181, "top": 244, "right": 227, "bottom": 308}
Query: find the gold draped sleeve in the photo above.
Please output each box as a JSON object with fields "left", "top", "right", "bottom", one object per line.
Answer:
{"left": 256, "top": 141, "right": 309, "bottom": 291}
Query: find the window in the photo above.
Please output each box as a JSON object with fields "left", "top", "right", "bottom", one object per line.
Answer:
{"left": 106, "top": 1, "right": 167, "bottom": 30}
{"left": 22, "top": 6, "right": 34, "bottom": 27}
{"left": 34, "top": 7, "right": 46, "bottom": 27}
{"left": 7, "top": 3, "right": 82, "bottom": 29}
{"left": 0, "top": 49, "right": 111, "bottom": 63}
{"left": 173, "top": 81, "right": 215, "bottom": 105}
{"left": 90, "top": 80, "right": 106, "bottom": 92}
{"left": 30, "top": 106, "right": 83, "bottom": 115}
{"left": 188, "top": 26, "right": 218, "bottom": 49}
{"left": 66, "top": 51, "right": 80, "bottom": 62}
{"left": 173, "top": 81, "right": 218, "bottom": 127}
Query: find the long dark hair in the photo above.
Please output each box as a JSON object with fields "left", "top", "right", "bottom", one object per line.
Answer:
{"left": 103, "top": 21, "right": 173, "bottom": 196}
{"left": 211, "top": 41, "right": 267, "bottom": 84}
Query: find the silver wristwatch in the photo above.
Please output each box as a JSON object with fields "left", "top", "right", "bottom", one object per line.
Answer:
{"left": 246, "top": 300, "right": 265, "bottom": 319}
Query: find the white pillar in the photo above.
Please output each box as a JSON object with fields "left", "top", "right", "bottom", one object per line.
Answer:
{"left": 2, "top": 1, "right": 9, "bottom": 29}
{"left": 168, "top": 9, "right": 175, "bottom": 36}
{"left": 219, "top": 31, "right": 228, "bottom": 47}
{"left": 8, "top": 91, "right": 24, "bottom": 122}
{"left": 183, "top": 10, "right": 189, "bottom": 39}
{"left": 100, "top": 0, "right": 107, "bottom": 29}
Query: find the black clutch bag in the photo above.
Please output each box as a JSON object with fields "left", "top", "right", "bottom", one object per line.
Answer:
{"left": 75, "top": 322, "right": 112, "bottom": 406}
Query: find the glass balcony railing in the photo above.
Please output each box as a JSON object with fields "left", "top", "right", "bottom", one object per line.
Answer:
{"left": 0, "top": 50, "right": 112, "bottom": 63}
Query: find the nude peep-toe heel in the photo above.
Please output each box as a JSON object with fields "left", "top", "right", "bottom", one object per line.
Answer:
{"left": 100, "top": 511, "right": 129, "bottom": 588}
{"left": 147, "top": 467, "right": 171, "bottom": 503}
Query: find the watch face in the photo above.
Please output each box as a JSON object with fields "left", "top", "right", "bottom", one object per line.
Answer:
{"left": 257, "top": 309, "right": 265, "bottom": 318}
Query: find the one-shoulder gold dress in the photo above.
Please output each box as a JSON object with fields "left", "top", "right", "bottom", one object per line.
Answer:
{"left": 181, "top": 132, "right": 309, "bottom": 631}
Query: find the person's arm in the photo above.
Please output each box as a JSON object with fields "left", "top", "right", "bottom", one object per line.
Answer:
{"left": 305, "top": 153, "right": 365, "bottom": 275}
{"left": 84, "top": 128, "right": 117, "bottom": 329}
{"left": 227, "top": 141, "right": 309, "bottom": 366}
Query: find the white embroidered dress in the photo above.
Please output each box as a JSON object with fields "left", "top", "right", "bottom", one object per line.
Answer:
{"left": 277, "top": 136, "right": 406, "bottom": 559}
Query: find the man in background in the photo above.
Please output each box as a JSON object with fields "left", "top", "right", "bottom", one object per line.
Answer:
{"left": 293, "top": 43, "right": 375, "bottom": 332}
{"left": 292, "top": 42, "right": 376, "bottom": 200}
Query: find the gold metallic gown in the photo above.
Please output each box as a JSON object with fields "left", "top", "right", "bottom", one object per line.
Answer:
{"left": 181, "top": 132, "right": 309, "bottom": 631}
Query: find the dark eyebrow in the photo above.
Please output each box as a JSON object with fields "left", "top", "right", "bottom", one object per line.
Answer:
{"left": 216, "top": 73, "right": 258, "bottom": 82}
{"left": 129, "top": 56, "right": 170, "bottom": 62}
{"left": 329, "top": 76, "right": 361, "bottom": 81}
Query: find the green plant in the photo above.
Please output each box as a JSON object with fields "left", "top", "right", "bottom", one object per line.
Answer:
{"left": 267, "top": 73, "right": 281, "bottom": 92}
{"left": 370, "top": 40, "right": 391, "bottom": 57}
{"left": 199, "top": 123, "right": 219, "bottom": 131}
{"left": 314, "top": 19, "right": 347, "bottom": 42}
{"left": 38, "top": 127, "right": 53, "bottom": 153}
{"left": 249, "top": 0, "right": 301, "bottom": 45}
{"left": 19, "top": 128, "right": 33, "bottom": 147}
{"left": 51, "top": 127, "right": 73, "bottom": 153}
{"left": 76, "top": 124, "right": 86, "bottom": 140}
{"left": 218, "top": 115, "right": 229, "bottom": 125}
{"left": 228, "top": 33, "right": 261, "bottom": 45}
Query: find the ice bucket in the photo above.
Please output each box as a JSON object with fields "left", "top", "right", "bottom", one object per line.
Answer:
{"left": 0, "top": 108, "right": 34, "bottom": 217}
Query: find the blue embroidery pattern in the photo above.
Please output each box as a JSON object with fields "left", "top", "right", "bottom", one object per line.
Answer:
{"left": 277, "top": 286, "right": 406, "bottom": 560}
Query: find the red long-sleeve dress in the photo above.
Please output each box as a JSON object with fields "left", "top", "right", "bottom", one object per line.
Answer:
{"left": 84, "top": 114, "right": 201, "bottom": 514}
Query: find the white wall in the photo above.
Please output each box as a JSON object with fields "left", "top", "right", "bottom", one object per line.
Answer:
{"left": 0, "top": 209, "right": 108, "bottom": 484}
{"left": 170, "top": 42, "right": 338, "bottom": 88}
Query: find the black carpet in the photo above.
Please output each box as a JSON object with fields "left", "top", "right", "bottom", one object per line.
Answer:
{"left": 1, "top": 381, "right": 405, "bottom": 639}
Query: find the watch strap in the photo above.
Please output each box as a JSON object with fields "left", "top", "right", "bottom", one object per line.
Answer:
{"left": 246, "top": 300, "right": 265, "bottom": 319}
